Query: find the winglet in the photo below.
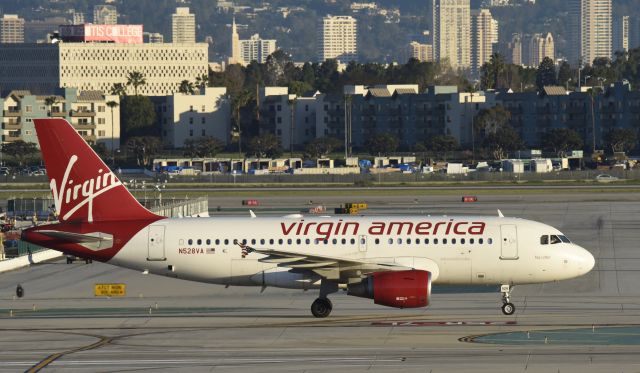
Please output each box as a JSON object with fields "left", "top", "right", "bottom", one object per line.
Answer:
{"left": 249, "top": 210, "right": 256, "bottom": 218}
{"left": 497, "top": 209, "right": 504, "bottom": 218}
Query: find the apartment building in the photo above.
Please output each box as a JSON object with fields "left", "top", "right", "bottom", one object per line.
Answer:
{"left": 240, "top": 34, "right": 277, "bottom": 64}
{"left": 432, "top": 0, "right": 471, "bottom": 69}
{"left": 93, "top": 4, "right": 117, "bottom": 24}
{"left": 317, "top": 15, "right": 358, "bottom": 63}
{"left": 568, "top": 0, "right": 612, "bottom": 66}
{"left": 172, "top": 7, "right": 196, "bottom": 43}
{"left": 0, "top": 88, "right": 120, "bottom": 148}
{"left": 0, "top": 15, "right": 25, "bottom": 43}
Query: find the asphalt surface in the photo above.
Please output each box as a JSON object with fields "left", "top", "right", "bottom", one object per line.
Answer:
{"left": 0, "top": 191, "right": 639, "bottom": 372}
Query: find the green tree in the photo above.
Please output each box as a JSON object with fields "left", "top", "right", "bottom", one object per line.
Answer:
{"left": 265, "top": 49, "right": 292, "bottom": 86}
{"left": 480, "top": 53, "right": 506, "bottom": 90}
{"left": 305, "top": 136, "right": 342, "bottom": 159}
{"left": 110, "top": 83, "right": 127, "bottom": 97}
{"left": 106, "top": 100, "right": 120, "bottom": 163}
{"left": 536, "top": 57, "right": 557, "bottom": 91}
{"left": 183, "top": 137, "right": 225, "bottom": 158}
{"left": 178, "top": 80, "right": 195, "bottom": 94}
{"left": 541, "top": 128, "right": 583, "bottom": 157}
{"left": 603, "top": 128, "right": 637, "bottom": 154}
{"left": 428, "top": 135, "right": 458, "bottom": 161}
{"left": 557, "top": 61, "right": 573, "bottom": 89}
{"left": 195, "top": 74, "right": 209, "bottom": 91}
{"left": 126, "top": 136, "right": 161, "bottom": 167}
{"left": 246, "top": 133, "right": 282, "bottom": 158}
{"left": 126, "top": 71, "right": 146, "bottom": 95}
{"left": 3, "top": 140, "right": 38, "bottom": 165}
{"left": 483, "top": 125, "right": 523, "bottom": 160}
{"left": 288, "top": 81, "right": 313, "bottom": 96}
{"left": 44, "top": 96, "right": 59, "bottom": 117}
{"left": 121, "top": 95, "right": 157, "bottom": 139}
{"left": 364, "top": 132, "right": 399, "bottom": 156}
{"left": 91, "top": 143, "right": 109, "bottom": 159}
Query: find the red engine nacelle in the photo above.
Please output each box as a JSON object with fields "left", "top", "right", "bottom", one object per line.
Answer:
{"left": 347, "top": 270, "right": 431, "bottom": 308}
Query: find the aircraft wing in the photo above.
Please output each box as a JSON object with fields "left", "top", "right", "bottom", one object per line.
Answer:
{"left": 237, "top": 242, "right": 413, "bottom": 280}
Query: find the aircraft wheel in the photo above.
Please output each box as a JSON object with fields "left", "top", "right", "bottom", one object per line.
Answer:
{"left": 311, "top": 298, "right": 333, "bottom": 318}
{"left": 501, "top": 302, "right": 516, "bottom": 315}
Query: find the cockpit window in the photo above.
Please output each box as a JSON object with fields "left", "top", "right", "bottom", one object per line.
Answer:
{"left": 558, "top": 235, "right": 571, "bottom": 243}
{"left": 550, "top": 235, "right": 562, "bottom": 244}
{"left": 540, "top": 235, "right": 549, "bottom": 245}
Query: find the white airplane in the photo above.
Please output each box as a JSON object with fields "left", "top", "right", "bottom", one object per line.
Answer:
{"left": 23, "top": 119, "right": 595, "bottom": 318}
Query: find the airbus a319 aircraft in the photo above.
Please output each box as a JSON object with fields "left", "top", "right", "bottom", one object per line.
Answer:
{"left": 23, "top": 119, "right": 595, "bottom": 317}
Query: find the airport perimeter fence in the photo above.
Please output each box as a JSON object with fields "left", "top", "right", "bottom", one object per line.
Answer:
{"left": 167, "top": 168, "right": 640, "bottom": 184}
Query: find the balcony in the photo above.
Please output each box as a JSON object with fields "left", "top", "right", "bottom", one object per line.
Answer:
{"left": 3, "top": 110, "right": 20, "bottom": 117}
{"left": 72, "top": 122, "right": 97, "bottom": 130}
{"left": 49, "top": 110, "right": 67, "bottom": 117}
{"left": 80, "top": 134, "right": 97, "bottom": 144}
{"left": 3, "top": 133, "right": 21, "bottom": 142}
{"left": 70, "top": 109, "right": 96, "bottom": 117}
{"left": 3, "top": 121, "right": 22, "bottom": 130}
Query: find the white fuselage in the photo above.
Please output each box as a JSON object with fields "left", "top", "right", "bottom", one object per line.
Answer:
{"left": 109, "top": 215, "right": 594, "bottom": 289}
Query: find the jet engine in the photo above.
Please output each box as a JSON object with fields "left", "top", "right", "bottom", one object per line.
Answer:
{"left": 347, "top": 270, "right": 431, "bottom": 308}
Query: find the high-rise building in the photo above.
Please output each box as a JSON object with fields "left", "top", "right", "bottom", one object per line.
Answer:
{"left": 407, "top": 41, "right": 433, "bottom": 62}
{"left": 432, "top": 0, "right": 471, "bottom": 70}
{"left": 317, "top": 15, "right": 358, "bottom": 63}
{"left": 0, "top": 15, "right": 25, "bottom": 43}
{"left": 630, "top": 18, "right": 640, "bottom": 50}
{"left": 228, "top": 17, "right": 242, "bottom": 65}
{"left": 172, "top": 7, "right": 196, "bottom": 43}
{"left": 240, "top": 34, "right": 276, "bottom": 64}
{"left": 471, "top": 9, "right": 495, "bottom": 75}
{"left": 0, "top": 43, "right": 208, "bottom": 96}
{"left": 568, "top": 0, "right": 612, "bottom": 66}
{"left": 529, "top": 33, "right": 555, "bottom": 67}
{"left": 507, "top": 33, "right": 523, "bottom": 65}
{"left": 145, "top": 32, "right": 164, "bottom": 44}
{"left": 72, "top": 11, "right": 85, "bottom": 25}
{"left": 93, "top": 5, "right": 117, "bottom": 24}
{"left": 613, "top": 16, "right": 629, "bottom": 54}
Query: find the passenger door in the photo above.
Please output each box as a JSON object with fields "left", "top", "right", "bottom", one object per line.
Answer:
{"left": 500, "top": 224, "right": 518, "bottom": 260}
{"left": 147, "top": 225, "right": 166, "bottom": 261}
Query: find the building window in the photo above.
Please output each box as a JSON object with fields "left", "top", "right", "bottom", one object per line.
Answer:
{"left": 25, "top": 106, "right": 32, "bottom": 113}
{"left": 201, "top": 129, "right": 205, "bottom": 136}
{"left": 98, "top": 106, "right": 105, "bottom": 112}
{"left": 201, "top": 105, "right": 206, "bottom": 112}
{"left": 98, "top": 130, "right": 106, "bottom": 136}
{"left": 277, "top": 105, "right": 282, "bottom": 111}
{"left": 189, "top": 117, "right": 193, "bottom": 124}
{"left": 201, "top": 117, "right": 205, "bottom": 124}
{"left": 98, "top": 118, "right": 106, "bottom": 124}
{"left": 189, "top": 129, "right": 193, "bottom": 136}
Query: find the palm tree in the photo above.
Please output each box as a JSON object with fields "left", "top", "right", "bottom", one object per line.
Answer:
{"left": 106, "top": 100, "right": 119, "bottom": 165}
{"left": 126, "top": 71, "right": 146, "bottom": 96}
{"left": 178, "top": 80, "right": 195, "bottom": 95}
{"left": 230, "top": 90, "right": 253, "bottom": 158}
{"left": 288, "top": 97, "right": 296, "bottom": 158}
{"left": 44, "top": 96, "right": 59, "bottom": 117}
{"left": 110, "top": 83, "right": 127, "bottom": 97}
{"left": 195, "top": 74, "right": 209, "bottom": 92}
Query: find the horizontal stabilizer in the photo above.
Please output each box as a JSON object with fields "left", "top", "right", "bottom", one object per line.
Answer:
{"left": 37, "top": 230, "right": 113, "bottom": 243}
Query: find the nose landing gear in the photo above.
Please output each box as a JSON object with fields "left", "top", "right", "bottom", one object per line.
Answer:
{"left": 501, "top": 284, "right": 515, "bottom": 315}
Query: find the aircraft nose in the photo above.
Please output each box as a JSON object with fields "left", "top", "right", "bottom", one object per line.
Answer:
{"left": 577, "top": 246, "right": 595, "bottom": 275}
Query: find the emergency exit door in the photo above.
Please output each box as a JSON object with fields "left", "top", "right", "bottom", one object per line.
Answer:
{"left": 500, "top": 224, "right": 518, "bottom": 260}
{"left": 147, "top": 225, "right": 166, "bottom": 261}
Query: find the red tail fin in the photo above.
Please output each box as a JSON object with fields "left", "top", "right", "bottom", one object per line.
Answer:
{"left": 33, "top": 118, "right": 160, "bottom": 223}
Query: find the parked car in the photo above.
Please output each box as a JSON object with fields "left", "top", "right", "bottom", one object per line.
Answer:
{"left": 595, "top": 174, "right": 619, "bottom": 183}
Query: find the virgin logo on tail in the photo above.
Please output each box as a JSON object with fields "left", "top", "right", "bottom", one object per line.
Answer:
{"left": 51, "top": 155, "right": 122, "bottom": 223}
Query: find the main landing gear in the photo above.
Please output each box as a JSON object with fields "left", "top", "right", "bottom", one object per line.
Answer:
{"left": 500, "top": 284, "right": 515, "bottom": 315}
{"left": 311, "top": 280, "right": 338, "bottom": 318}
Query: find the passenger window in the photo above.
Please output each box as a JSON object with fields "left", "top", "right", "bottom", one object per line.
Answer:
{"left": 215, "top": 239, "right": 220, "bottom": 245}
{"left": 425, "top": 238, "right": 429, "bottom": 244}
{"left": 443, "top": 238, "right": 447, "bottom": 244}
{"left": 550, "top": 235, "right": 561, "bottom": 244}
{"left": 375, "top": 238, "right": 380, "bottom": 244}
{"left": 260, "top": 239, "right": 265, "bottom": 245}
{"left": 241, "top": 239, "right": 247, "bottom": 245}
{"left": 407, "top": 238, "right": 412, "bottom": 244}
{"left": 206, "top": 239, "right": 211, "bottom": 245}
{"left": 388, "top": 238, "right": 393, "bottom": 244}
{"left": 350, "top": 238, "right": 355, "bottom": 244}
{"left": 278, "top": 239, "right": 283, "bottom": 245}
{"left": 434, "top": 238, "right": 438, "bottom": 244}
{"left": 197, "top": 239, "right": 202, "bottom": 245}
{"left": 332, "top": 238, "right": 337, "bottom": 244}
{"left": 314, "top": 239, "right": 320, "bottom": 244}
{"left": 341, "top": 238, "right": 346, "bottom": 244}
{"left": 397, "top": 238, "right": 402, "bottom": 244}
{"left": 360, "top": 237, "right": 366, "bottom": 245}
{"left": 488, "top": 238, "right": 493, "bottom": 244}
{"left": 324, "top": 239, "right": 328, "bottom": 245}
{"left": 251, "top": 239, "right": 256, "bottom": 245}
{"left": 305, "top": 238, "right": 310, "bottom": 244}
{"left": 416, "top": 238, "right": 420, "bottom": 244}
{"left": 461, "top": 238, "right": 465, "bottom": 244}
{"left": 540, "top": 235, "right": 549, "bottom": 245}
{"left": 452, "top": 238, "right": 456, "bottom": 244}
{"left": 269, "top": 239, "right": 274, "bottom": 245}
{"left": 296, "top": 239, "right": 301, "bottom": 244}
{"left": 287, "top": 239, "right": 292, "bottom": 244}
{"left": 470, "top": 238, "right": 474, "bottom": 244}
{"left": 224, "top": 239, "right": 229, "bottom": 245}
{"left": 479, "top": 238, "right": 483, "bottom": 244}
{"left": 188, "top": 239, "right": 193, "bottom": 245}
